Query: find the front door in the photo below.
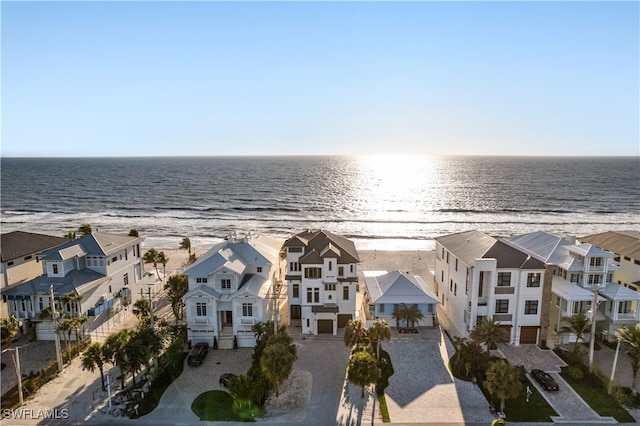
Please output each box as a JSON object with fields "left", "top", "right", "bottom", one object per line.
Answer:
{"left": 225, "top": 311, "right": 233, "bottom": 325}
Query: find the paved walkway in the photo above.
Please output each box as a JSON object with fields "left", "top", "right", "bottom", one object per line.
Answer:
{"left": 496, "top": 344, "right": 616, "bottom": 424}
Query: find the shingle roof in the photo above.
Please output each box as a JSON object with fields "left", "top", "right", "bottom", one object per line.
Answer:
{"left": 483, "top": 241, "right": 546, "bottom": 270}
{"left": 435, "top": 230, "right": 496, "bottom": 266}
{"left": 0, "top": 231, "right": 67, "bottom": 262}
{"left": 580, "top": 231, "right": 640, "bottom": 260}
{"left": 41, "top": 232, "right": 143, "bottom": 261}
{"left": 285, "top": 230, "right": 359, "bottom": 264}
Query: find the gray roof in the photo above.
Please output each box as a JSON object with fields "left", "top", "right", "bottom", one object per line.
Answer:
{"left": 364, "top": 271, "right": 439, "bottom": 305}
{"left": 0, "top": 231, "right": 67, "bottom": 262}
{"left": 435, "top": 231, "right": 496, "bottom": 266}
{"left": 41, "top": 232, "right": 143, "bottom": 261}
{"left": 600, "top": 282, "right": 640, "bottom": 301}
{"left": 483, "top": 241, "right": 546, "bottom": 270}
{"left": 284, "top": 230, "right": 359, "bottom": 263}
{"left": 2, "top": 268, "right": 109, "bottom": 297}
{"left": 503, "top": 232, "right": 567, "bottom": 263}
{"left": 580, "top": 231, "right": 640, "bottom": 260}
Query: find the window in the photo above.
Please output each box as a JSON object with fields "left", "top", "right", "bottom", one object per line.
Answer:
{"left": 624, "top": 256, "right": 631, "bottom": 261}
{"left": 527, "top": 273, "right": 541, "bottom": 287}
{"left": 221, "top": 279, "right": 231, "bottom": 289}
{"left": 112, "top": 256, "right": 118, "bottom": 263}
{"left": 7, "top": 261, "right": 14, "bottom": 266}
{"left": 306, "top": 288, "right": 312, "bottom": 303}
{"left": 350, "top": 265, "right": 354, "bottom": 273}
{"left": 196, "top": 277, "right": 208, "bottom": 283}
{"left": 125, "top": 249, "right": 128, "bottom": 261}
{"left": 343, "top": 286, "right": 349, "bottom": 300}
{"left": 606, "top": 273, "right": 613, "bottom": 282}
{"left": 24, "top": 255, "right": 32, "bottom": 261}
{"left": 618, "top": 301, "right": 631, "bottom": 314}
{"left": 242, "top": 303, "right": 253, "bottom": 317}
{"left": 497, "top": 272, "right": 511, "bottom": 287}
{"left": 196, "top": 302, "right": 207, "bottom": 316}
{"left": 257, "top": 267, "right": 262, "bottom": 273}
{"left": 524, "top": 300, "right": 538, "bottom": 315}
{"left": 123, "top": 273, "right": 129, "bottom": 286}
{"left": 328, "top": 261, "right": 332, "bottom": 271}
{"left": 455, "top": 258, "right": 458, "bottom": 271}
{"left": 52, "top": 264, "right": 59, "bottom": 274}
{"left": 314, "top": 288, "right": 319, "bottom": 303}
{"left": 292, "top": 284, "right": 299, "bottom": 298}
{"left": 338, "top": 266, "right": 344, "bottom": 276}
{"left": 446, "top": 252, "right": 450, "bottom": 264}
{"left": 495, "top": 299, "right": 509, "bottom": 314}
{"left": 635, "top": 259, "right": 640, "bottom": 266}
{"left": 379, "top": 304, "right": 385, "bottom": 313}
{"left": 441, "top": 247, "right": 445, "bottom": 259}
{"left": 325, "top": 284, "right": 335, "bottom": 291}
{"left": 289, "top": 247, "right": 302, "bottom": 253}
{"left": 289, "top": 262, "right": 300, "bottom": 272}
{"left": 478, "top": 272, "right": 484, "bottom": 298}
{"left": 441, "top": 270, "right": 444, "bottom": 282}
{"left": 590, "top": 257, "right": 602, "bottom": 267}
{"left": 450, "top": 279, "right": 453, "bottom": 291}
{"left": 304, "top": 268, "right": 322, "bottom": 279}
{"left": 570, "top": 274, "right": 579, "bottom": 283}
{"left": 614, "top": 255, "right": 620, "bottom": 262}
{"left": 588, "top": 274, "right": 602, "bottom": 285}
{"left": 454, "top": 283, "right": 457, "bottom": 296}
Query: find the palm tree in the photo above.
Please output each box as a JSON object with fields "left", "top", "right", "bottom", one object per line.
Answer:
{"left": 78, "top": 223, "right": 92, "bottom": 235}
{"left": 164, "top": 275, "right": 188, "bottom": 322}
{"left": 70, "top": 316, "right": 89, "bottom": 353}
{"left": 0, "top": 317, "right": 18, "bottom": 344}
{"left": 64, "top": 230, "right": 76, "bottom": 240}
{"left": 133, "top": 298, "right": 151, "bottom": 320}
{"left": 392, "top": 303, "right": 425, "bottom": 328}
{"left": 484, "top": 359, "right": 523, "bottom": 413}
{"left": 82, "top": 343, "right": 108, "bottom": 391}
{"left": 343, "top": 319, "right": 368, "bottom": 349}
{"left": 103, "top": 329, "right": 131, "bottom": 389}
{"left": 57, "top": 318, "right": 73, "bottom": 356}
{"left": 143, "top": 248, "right": 160, "bottom": 278}
{"left": 451, "top": 335, "right": 467, "bottom": 374}
{"left": 260, "top": 339, "right": 297, "bottom": 397}
{"left": 616, "top": 324, "right": 640, "bottom": 395}
{"left": 560, "top": 312, "right": 591, "bottom": 351}
{"left": 227, "top": 374, "right": 256, "bottom": 410}
{"left": 347, "top": 350, "right": 381, "bottom": 398}
{"left": 62, "top": 291, "right": 82, "bottom": 317}
{"left": 368, "top": 319, "right": 391, "bottom": 360}
{"left": 157, "top": 251, "right": 169, "bottom": 279}
{"left": 179, "top": 237, "right": 192, "bottom": 257}
{"left": 470, "top": 318, "right": 510, "bottom": 353}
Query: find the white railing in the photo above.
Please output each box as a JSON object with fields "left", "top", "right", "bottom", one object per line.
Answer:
{"left": 88, "top": 309, "right": 130, "bottom": 342}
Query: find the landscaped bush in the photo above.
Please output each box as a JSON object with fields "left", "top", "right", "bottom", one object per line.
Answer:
{"left": 376, "top": 349, "right": 394, "bottom": 395}
{"left": 566, "top": 366, "right": 584, "bottom": 381}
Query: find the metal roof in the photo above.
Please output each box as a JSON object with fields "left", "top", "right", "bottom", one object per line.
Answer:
{"left": 551, "top": 278, "right": 607, "bottom": 302}
{"left": 2, "top": 268, "right": 108, "bottom": 297}
{"left": 42, "top": 232, "right": 143, "bottom": 261}
{"left": 600, "top": 282, "right": 640, "bottom": 301}
{"left": 0, "top": 231, "right": 67, "bottom": 262}
{"left": 364, "top": 270, "right": 439, "bottom": 305}
{"left": 435, "top": 230, "right": 496, "bottom": 266}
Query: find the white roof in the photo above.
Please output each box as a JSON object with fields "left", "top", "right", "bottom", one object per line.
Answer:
{"left": 551, "top": 278, "right": 607, "bottom": 302}
{"left": 364, "top": 270, "right": 439, "bottom": 305}
{"left": 600, "top": 282, "right": 640, "bottom": 301}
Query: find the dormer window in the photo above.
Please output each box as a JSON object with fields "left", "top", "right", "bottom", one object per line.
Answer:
{"left": 196, "top": 277, "right": 208, "bottom": 283}
{"left": 590, "top": 257, "right": 602, "bottom": 267}
{"left": 257, "top": 267, "right": 262, "bottom": 273}
{"left": 221, "top": 279, "right": 231, "bottom": 289}
{"left": 52, "top": 264, "right": 59, "bottom": 274}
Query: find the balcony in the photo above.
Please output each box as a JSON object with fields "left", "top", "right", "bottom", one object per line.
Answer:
{"left": 193, "top": 317, "right": 209, "bottom": 325}
{"left": 323, "top": 275, "right": 338, "bottom": 284}
{"left": 493, "top": 314, "right": 512, "bottom": 322}
{"left": 495, "top": 287, "right": 515, "bottom": 295}
{"left": 240, "top": 317, "right": 257, "bottom": 325}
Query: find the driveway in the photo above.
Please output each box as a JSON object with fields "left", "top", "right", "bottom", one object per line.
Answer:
{"left": 383, "top": 327, "right": 495, "bottom": 425}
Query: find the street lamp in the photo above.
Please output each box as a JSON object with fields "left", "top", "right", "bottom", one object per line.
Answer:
{"left": 2, "top": 346, "right": 23, "bottom": 406}
{"left": 608, "top": 330, "right": 624, "bottom": 395}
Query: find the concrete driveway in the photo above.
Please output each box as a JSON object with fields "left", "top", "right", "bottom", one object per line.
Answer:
{"left": 383, "top": 327, "right": 495, "bottom": 425}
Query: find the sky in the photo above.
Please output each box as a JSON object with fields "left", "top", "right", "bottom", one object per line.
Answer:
{"left": 1, "top": 1, "right": 638, "bottom": 157}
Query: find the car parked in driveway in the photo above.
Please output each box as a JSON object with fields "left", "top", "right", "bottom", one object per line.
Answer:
{"left": 531, "top": 369, "right": 559, "bottom": 391}
{"left": 188, "top": 342, "right": 209, "bottom": 366}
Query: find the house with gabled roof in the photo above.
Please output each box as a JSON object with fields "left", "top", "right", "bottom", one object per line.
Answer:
{"left": 580, "top": 231, "right": 640, "bottom": 293}
{"left": 2, "top": 232, "right": 143, "bottom": 340}
{"left": 363, "top": 270, "right": 439, "bottom": 327}
{"left": 182, "top": 231, "right": 283, "bottom": 348}
{"left": 1, "top": 231, "right": 68, "bottom": 317}
{"left": 283, "top": 230, "right": 360, "bottom": 335}
{"left": 504, "top": 231, "right": 639, "bottom": 345}
{"left": 435, "top": 231, "right": 551, "bottom": 346}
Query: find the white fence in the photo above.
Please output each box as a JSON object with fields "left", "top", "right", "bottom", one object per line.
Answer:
{"left": 88, "top": 309, "right": 131, "bottom": 342}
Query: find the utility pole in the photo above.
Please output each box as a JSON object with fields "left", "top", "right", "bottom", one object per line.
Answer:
{"left": 608, "top": 336, "right": 622, "bottom": 394}
{"left": 588, "top": 282, "right": 600, "bottom": 372}
{"left": 50, "top": 285, "right": 63, "bottom": 372}
{"left": 148, "top": 288, "right": 154, "bottom": 330}
{"left": 2, "top": 347, "right": 23, "bottom": 406}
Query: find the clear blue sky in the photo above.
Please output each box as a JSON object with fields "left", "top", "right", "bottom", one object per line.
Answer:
{"left": 2, "top": 1, "right": 638, "bottom": 157}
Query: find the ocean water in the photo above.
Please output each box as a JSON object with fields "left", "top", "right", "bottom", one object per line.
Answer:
{"left": 1, "top": 156, "right": 638, "bottom": 250}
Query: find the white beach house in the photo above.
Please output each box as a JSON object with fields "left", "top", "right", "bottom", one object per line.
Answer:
{"left": 182, "top": 232, "right": 283, "bottom": 348}
{"left": 435, "top": 231, "right": 551, "bottom": 346}
{"left": 283, "top": 230, "right": 360, "bottom": 335}
{"left": 2, "top": 232, "right": 144, "bottom": 340}
{"left": 504, "top": 231, "right": 640, "bottom": 345}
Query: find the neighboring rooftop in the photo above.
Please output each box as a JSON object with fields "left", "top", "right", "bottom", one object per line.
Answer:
{"left": 435, "top": 230, "right": 496, "bottom": 266}
{"left": 580, "top": 231, "right": 640, "bottom": 260}
{"left": 482, "top": 240, "right": 546, "bottom": 270}
{"left": 364, "top": 270, "right": 439, "bottom": 305}
{"left": 284, "top": 230, "right": 360, "bottom": 264}
{"left": 41, "top": 232, "right": 143, "bottom": 261}
{"left": 0, "top": 231, "right": 68, "bottom": 263}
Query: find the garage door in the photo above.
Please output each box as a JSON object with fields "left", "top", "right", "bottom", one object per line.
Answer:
{"left": 337, "top": 314, "right": 352, "bottom": 328}
{"left": 318, "top": 319, "right": 333, "bottom": 334}
{"left": 520, "top": 326, "right": 538, "bottom": 345}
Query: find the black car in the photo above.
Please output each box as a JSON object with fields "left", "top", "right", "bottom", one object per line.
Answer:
{"left": 188, "top": 342, "right": 209, "bottom": 366}
{"left": 531, "top": 369, "right": 559, "bottom": 391}
{"left": 219, "top": 373, "right": 238, "bottom": 387}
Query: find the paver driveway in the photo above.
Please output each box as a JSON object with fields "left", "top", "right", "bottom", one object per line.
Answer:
{"left": 383, "top": 327, "right": 495, "bottom": 425}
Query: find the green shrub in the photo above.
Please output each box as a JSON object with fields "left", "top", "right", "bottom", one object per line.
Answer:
{"left": 376, "top": 349, "right": 394, "bottom": 395}
{"left": 566, "top": 366, "right": 584, "bottom": 381}
{"left": 378, "top": 392, "right": 390, "bottom": 422}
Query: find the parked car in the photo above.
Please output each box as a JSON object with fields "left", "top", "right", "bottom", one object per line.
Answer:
{"left": 188, "top": 342, "right": 209, "bottom": 366}
{"left": 531, "top": 369, "right": 559, "bottom": 391}
{"left": 219, "top": 373, "right": 238, "bottom": 387}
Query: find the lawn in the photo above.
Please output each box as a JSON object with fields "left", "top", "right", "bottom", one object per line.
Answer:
{"left": 560, "top": 368, "right": 635, "bottom": 423}
{"left": 503, "top": 378, "right": 558, "bottom": 422}
{"left": 191, "top": 390, "right": 241, "bottom": 421}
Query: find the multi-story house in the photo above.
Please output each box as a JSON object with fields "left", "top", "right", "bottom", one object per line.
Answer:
{"left": 504, "top": 232, "right": 639, "bottom": 345}
{"left": 435, "top": 231, "right": 551, "bottom": 346}
{"left": 1, "top": 231, "right": 67, "bottom": 317}
{"left": 580, "top": 231, "right": 640, "bottom": 293}
{"left": 2, "top": 232, "right": 143, "bottom": 340}
{"left": 182, "top": 232, "right": 283, "bottom": 348}
{"left": 283, "top": 230, "right": 360, "bottom": 335}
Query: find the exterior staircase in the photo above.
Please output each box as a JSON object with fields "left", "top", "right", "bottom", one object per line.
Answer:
{"left": 218, "top": 327, "right": 234, "bottom": 349}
